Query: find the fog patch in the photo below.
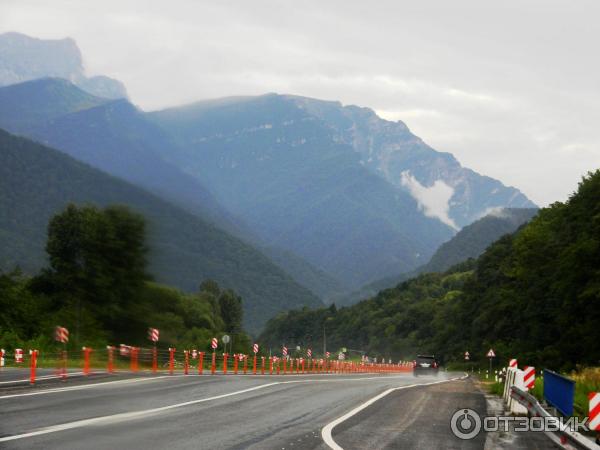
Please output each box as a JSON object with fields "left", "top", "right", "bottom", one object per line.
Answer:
{"left": 400, "top": 171, "right": 459, "bottom": 230}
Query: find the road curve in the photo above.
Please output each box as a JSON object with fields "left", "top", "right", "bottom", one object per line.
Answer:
{"left": 0, "top": 371, "right": 550, "bottom": 449}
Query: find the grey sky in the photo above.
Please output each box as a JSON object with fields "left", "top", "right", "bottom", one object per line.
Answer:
{"left": 2, "top": 0, "right": 599, "bottom": 206}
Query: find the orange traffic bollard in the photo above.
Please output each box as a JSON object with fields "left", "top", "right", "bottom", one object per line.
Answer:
{"left": 223, "top": 353, "right": 228, "bottom": 374}
{"left": 130, "top": 347, "right": 139, "bottom": 373}
{"left": 233, "top": 354, "right": 239, "bottom": 374}
{"left": 29, "top": 349, "right": 38, "bottom": 385}
{"left": 107, "top": 346, "right": 114, "bottom": 374}
{"left": 243, "top": 355, "right": 248, "bottom": 374}
{"left": 184, "top": 350, "right": 189, "bottom": 375}
{"left": 269, "top": 357, "right": 273, "bottom": 375}
{"left": 169, "top": 348, "right": 176, "bottom": 375}
{"left": 283, "top": 358, "right": 287, "bottom": 375}
{"left": 82, "top": 347, "right": 92, "bottom": 376}
{"left": 198, "top": 351, "right": 205, "bottom": 374}
{"left": 253, "top": 355, "right": 257, "bottom": 375}
{"left": 211, "top": 351, "right": 216, "bottom": 375}
{"left": 261, "top": 356, "right": 265, "bottom": 375}
{"left": 152, "top": 346, "right": 158, "bottom": 373}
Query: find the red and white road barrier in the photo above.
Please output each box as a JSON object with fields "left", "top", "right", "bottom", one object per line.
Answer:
{"left": 523, "top": 366, "right": 535, "bottom": 390}
{"left": 509, "top": 358, "right": 518, "bottom": 368}
{"left": 14, "top": 348, "right": 23, "bottom": 363}
{"left": 211, "top": 337, "right": 218, "bottom": 350}
{"left": 589, "top": 392, "right": 600, "bottom": 432}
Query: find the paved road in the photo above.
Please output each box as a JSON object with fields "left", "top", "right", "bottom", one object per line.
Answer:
{"left": 0, "top": 371, "right": 553, "bottom": 449}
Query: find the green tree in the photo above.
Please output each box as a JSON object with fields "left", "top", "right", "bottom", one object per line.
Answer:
{"left": 41, "top": 204, "right": 148, "bottom": 343}
{"left": 218, "top": 289, "right": 243, "bottom": 333}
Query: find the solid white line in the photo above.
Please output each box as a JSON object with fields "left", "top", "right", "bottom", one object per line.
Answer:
{"left": 321, "top": 375, "right": 467, "bottom": 450}
{"left": 0, "top": 376, "right": 175, "bottom": 399}
{"left": 0, "top": 382, "right": 281, "bottom": 442}
{"left": 0, "top": 372, "right": 85, "bottom": 384}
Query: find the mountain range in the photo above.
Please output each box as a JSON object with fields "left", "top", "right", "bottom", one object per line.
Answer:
{"left": 0, "top": 128, "right": 322, "bottom": 332}
{"left": 0, "top": 32, "right": 538, "bottom": 328}
{"left": 0, "top": 32, "right": 126, "bottom": 99}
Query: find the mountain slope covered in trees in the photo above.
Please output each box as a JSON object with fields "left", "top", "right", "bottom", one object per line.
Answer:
{"left": 337, "top": 207, "right": 538, "bottom": 305}
{"left": 260, "top": 172, "right": 600, "bottom": 369}
{"left": 0, "top": 129, "right": 322, "bottom": 331}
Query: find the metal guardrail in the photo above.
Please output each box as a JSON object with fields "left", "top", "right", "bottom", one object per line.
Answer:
{"left": 510, "top": 386, "right": 600, "bottom": 450}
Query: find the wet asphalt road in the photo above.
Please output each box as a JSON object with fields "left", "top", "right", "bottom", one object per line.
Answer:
{"left": 0, "top": 370, "right": 553, "bottom": 449}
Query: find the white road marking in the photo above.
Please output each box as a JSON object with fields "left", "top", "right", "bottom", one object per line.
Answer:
{"left": 321, "top": 374, "right": 468, "bottom": 450}
{"left": 0, "top": 382, "right": 281, "bottom": 442}
{"left": 0, "top": 376, "right": 175, "bottom": 399}
{"left": 0, "top": 372, "right": 85, "bottom": 384}
{"left": 0, "top": 373, "right": 428, "bottom": 441}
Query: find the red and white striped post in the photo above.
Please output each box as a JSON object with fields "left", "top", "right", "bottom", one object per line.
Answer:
{"left": 252, "top": 344, "right": 259, "bottom": 374}
{"left": 211, "top": 337, "right": 218, "bottom": 375}
{"left": 509, "top": 358, "right": 518, "bottom": 369}
{"left": 29, "top": 349, "right": 38, "bottom": 385}
{"left": 589, "top": 392, "right": 600, "bottom": 438}
{"left": 524, "top": 366, "right": 535, "bottom": 390}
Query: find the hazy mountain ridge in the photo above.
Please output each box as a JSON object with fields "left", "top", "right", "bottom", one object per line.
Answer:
{"left": 0, "top": 32, "right": 127, "bottom": 99}
{"left": 149, "top": 94, "right": 456, "bottom": 289}
{"left": 288, "top": 95, "right": 536, "bottom": 228}
{"left": 0, "top": 128, "right": 323, "bottom": 331}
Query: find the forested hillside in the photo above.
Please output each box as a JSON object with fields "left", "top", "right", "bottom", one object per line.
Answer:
{"left": 0, "top": 129, "right": 322, "bottom": 331}
{"left": 0, "top": 204, "right": 250, "bottom": 351}
{"left": 260, "top": 172, "right": 600, "bottom": 369}
{"left": 336, "top": 207, "right": 538, "bottom": 306}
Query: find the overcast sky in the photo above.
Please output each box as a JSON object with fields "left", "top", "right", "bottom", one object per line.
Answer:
{"left": 2, "top": 0, "right": 599, "bottom": 206}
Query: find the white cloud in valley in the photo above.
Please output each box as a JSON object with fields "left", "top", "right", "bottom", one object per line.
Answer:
{"left": 1, "top": 0, "right": 599, "bottom": 206}
{"left": 400, "top": 171, "right": 458, "bottom": 230}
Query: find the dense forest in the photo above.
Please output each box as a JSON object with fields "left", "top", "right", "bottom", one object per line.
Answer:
{"left": 260, "top": 171, "right": 600, "bottom": 370}
{"left": 0, "top": 204, "right": 250, "bottom": 352}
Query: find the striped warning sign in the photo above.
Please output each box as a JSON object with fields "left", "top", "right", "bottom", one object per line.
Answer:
{"left": 253, "top": 343, "right": 259, "bottom": 354}
{"left": 509, "top": 358, "right": 518, "bottom": 368}
{"left": 55, "top": 326, "right": 69, "bottom": 343}
{"left": 589, "top": 392, "right": 600, "bottom": 431}
{"left": 524, "top": 366, "right": 535, "bottom": 390}
{"left": 307, "top": 348, "right": 312, "bottom": 358}
{"left": 282, "top": 346, "right": 288, "bottom": 356}
{"left": 211, "top": 337, "right": 218, "bottom": 349}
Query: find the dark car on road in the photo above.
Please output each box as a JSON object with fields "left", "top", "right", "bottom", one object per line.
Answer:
{"left": 413, "top": 355, "right": 439, "bottom": 376}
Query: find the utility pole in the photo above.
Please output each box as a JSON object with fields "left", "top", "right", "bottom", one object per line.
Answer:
{"left": 323, "top": 323, "right": 327, "bottom": 356}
